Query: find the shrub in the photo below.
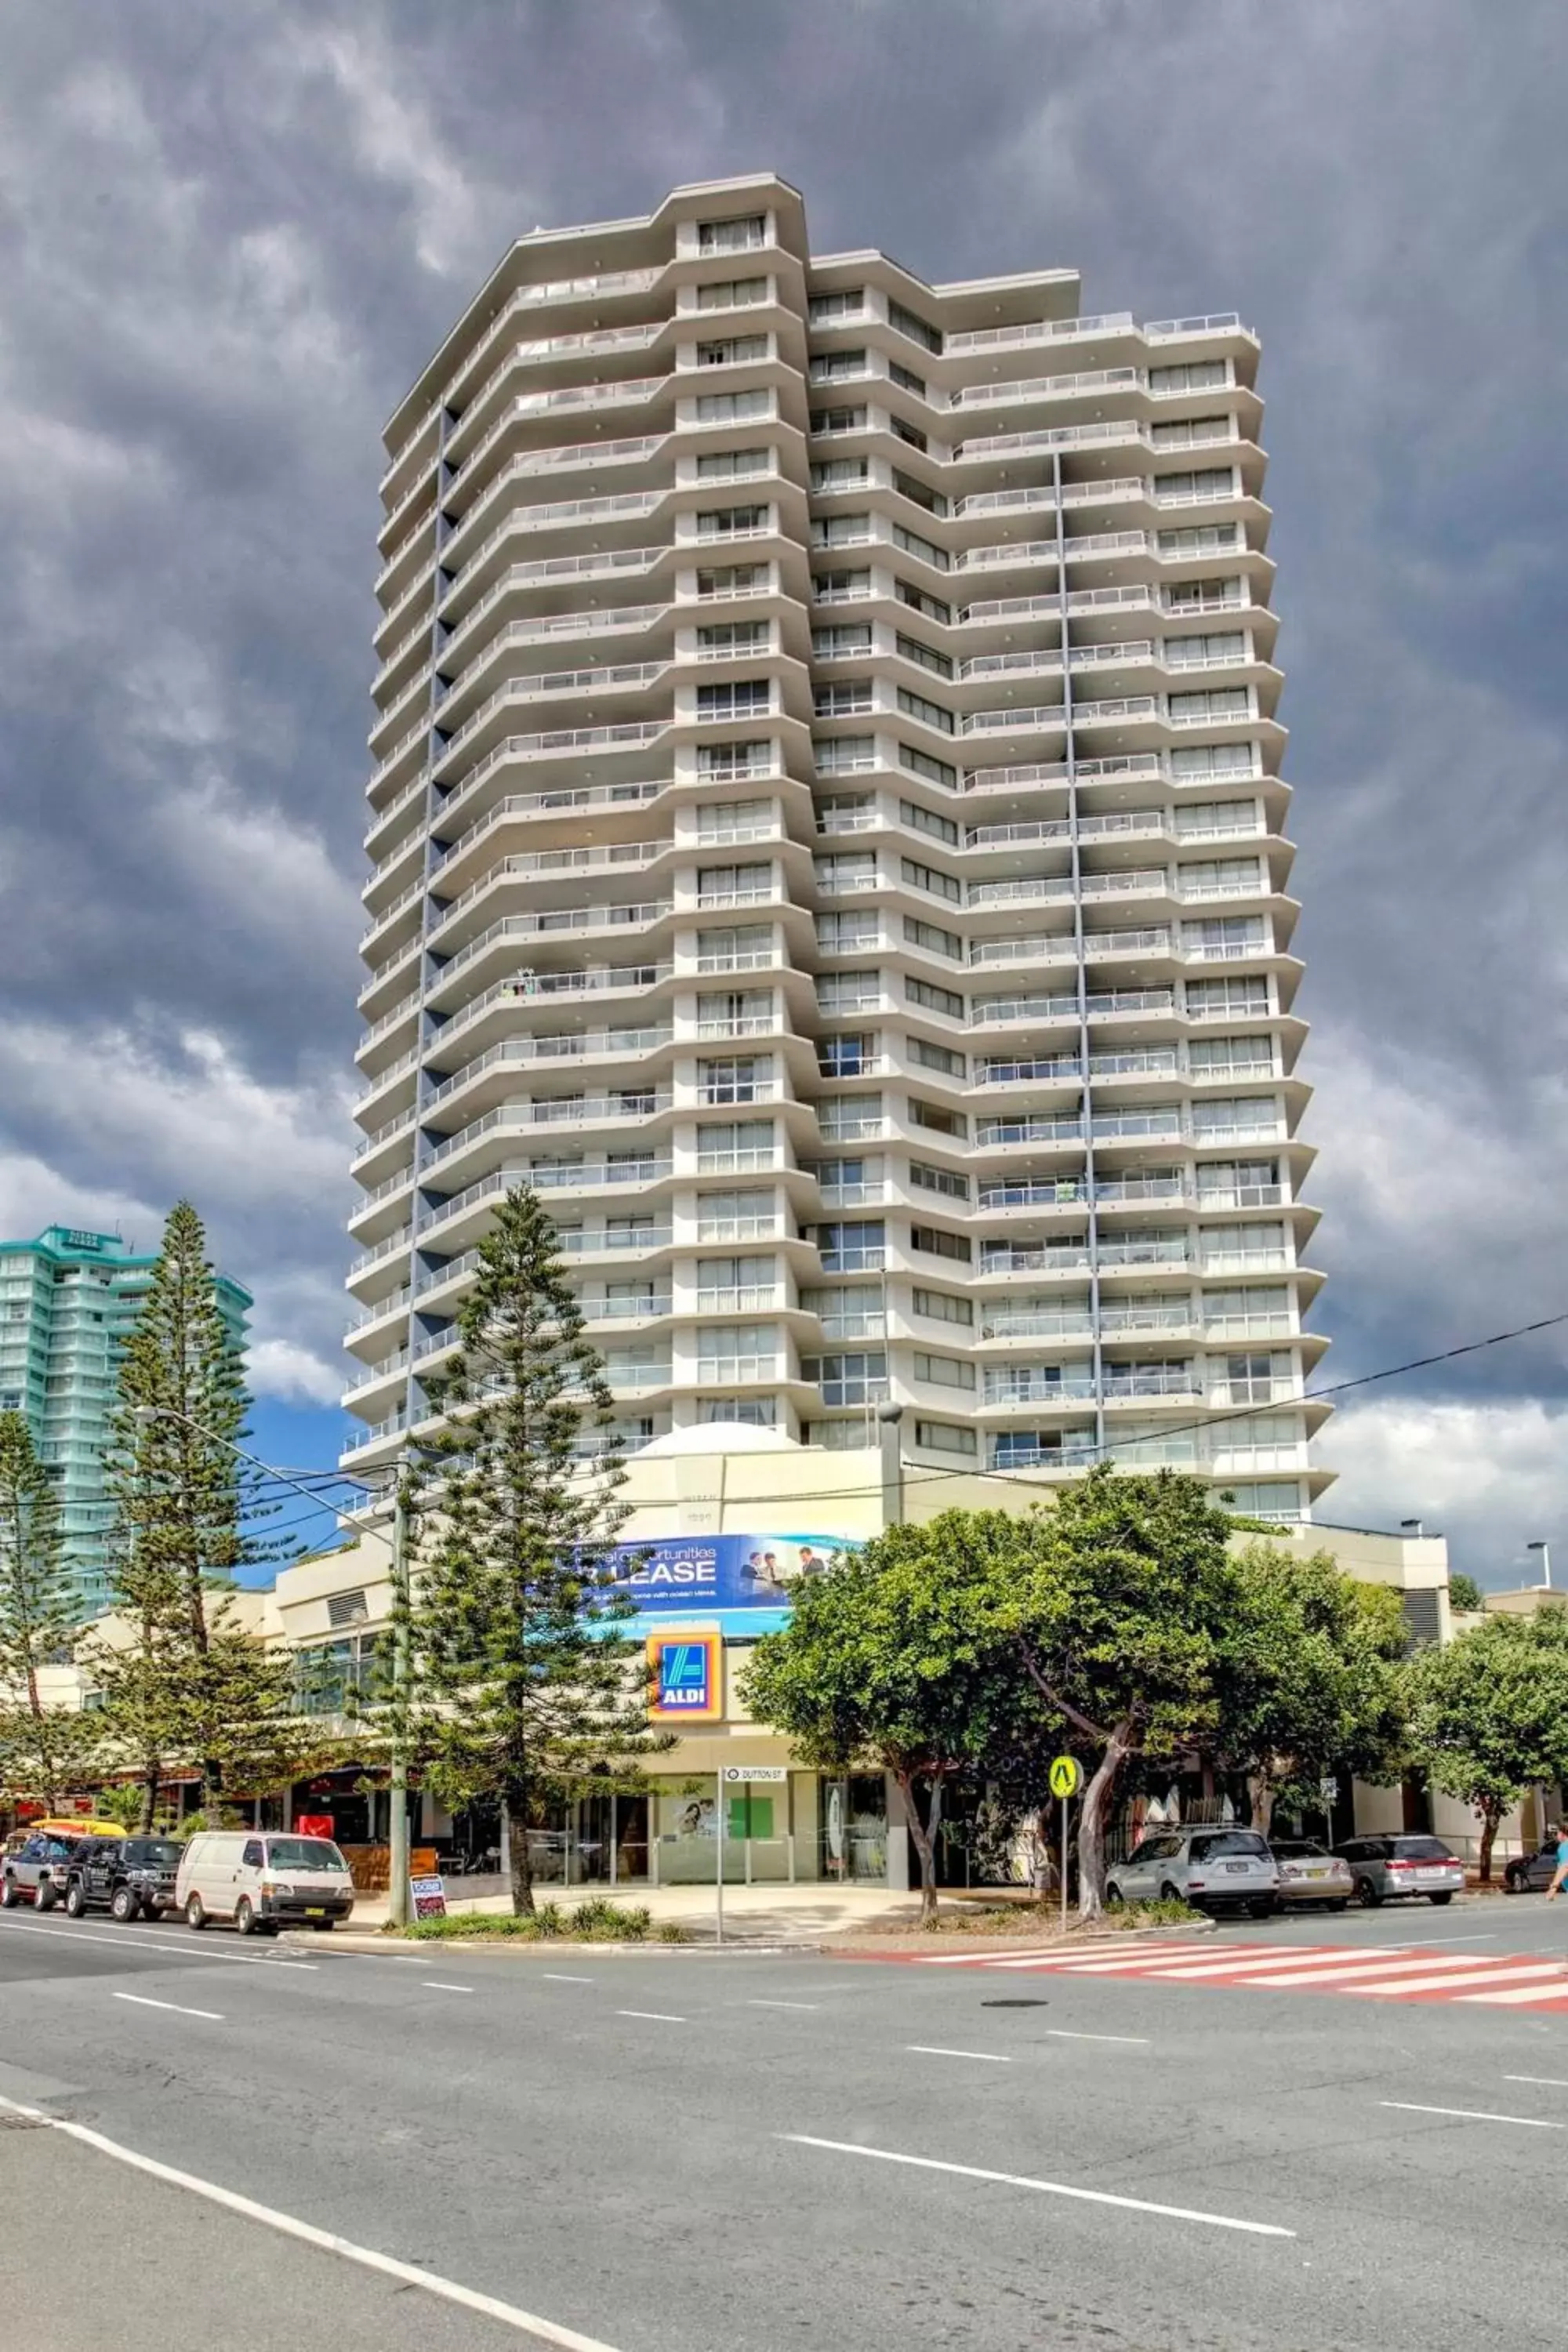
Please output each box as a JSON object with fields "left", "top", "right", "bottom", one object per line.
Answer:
{"left": 654, "top": 1918, "right": 690, "bottom": 1944}
{"left": 397, "top": 1897, "right": 652, "bottom": 1942}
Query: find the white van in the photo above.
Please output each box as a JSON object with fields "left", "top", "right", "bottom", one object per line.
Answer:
{"left": 177, "top": 1831, "right": 355, "bottom": 1936}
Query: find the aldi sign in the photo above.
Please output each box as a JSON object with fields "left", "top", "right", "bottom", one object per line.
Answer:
{"left": 648, "top": 1632, "right": 722, "bottom": 1722}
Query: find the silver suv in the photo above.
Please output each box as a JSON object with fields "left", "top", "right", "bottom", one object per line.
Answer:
{"left": 1106, "top": 1827, "right": 1279, "bottom": 1916}
{"left": 0, "top": 1831, "right": 86, "bottom": 1911}
{"left": 1334, "top": 1834, "right": 1464, "bottom": 1906}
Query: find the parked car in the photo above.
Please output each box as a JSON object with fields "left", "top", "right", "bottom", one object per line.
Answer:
{"left": 0, "top": 1831, "right": 88, "bottom": 1910}
{"left": 1334, "top": 1833, "right": 1465, "bottom": 1905}
{"left": 177, "top": 1831, "right": 356, "bottom": 1936}
{"left": 1504, "top": 1839, "right": 1566, "bottom": 1894}
{"left": 1269, "top": 1838, "right": 1353, "bottom": 1910}
{"left": 62, "top": 1835, "right": 183, "bottom": 1922}
{"left": 1106, "top": 1827, "right": 1280, "bottom": 1916}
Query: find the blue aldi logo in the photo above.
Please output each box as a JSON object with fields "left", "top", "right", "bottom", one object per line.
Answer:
{"left": 657, "top": 1642, "right": 712, "bottom": 1711}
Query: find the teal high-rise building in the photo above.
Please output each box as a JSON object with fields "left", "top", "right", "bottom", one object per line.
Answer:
{"left": 0, "top": 1226, "right": 252, "bottom": 1614}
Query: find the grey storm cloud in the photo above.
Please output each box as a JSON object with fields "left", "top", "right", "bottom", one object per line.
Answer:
{"left": 1, "top": 0, "right": 1565, "bottom": 1573}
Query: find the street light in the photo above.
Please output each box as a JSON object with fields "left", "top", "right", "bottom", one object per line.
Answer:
{"left": 1528, "top": 1541, "right": 1552, "bottom": 1590}
{"left": 130, "top": 1406, "right": 416, "bottom": 1926}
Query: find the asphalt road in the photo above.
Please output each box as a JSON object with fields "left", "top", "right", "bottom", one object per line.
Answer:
{"left": 2, "top": 1900, "right": 1567, "bottom": 2352}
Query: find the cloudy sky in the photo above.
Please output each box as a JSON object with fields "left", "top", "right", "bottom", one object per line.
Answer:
{"left": 2, "top": 0, "right": 1563, "bottom": 1580}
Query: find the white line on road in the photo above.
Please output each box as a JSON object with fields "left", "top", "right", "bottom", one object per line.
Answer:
{"left": 542, "top": 1973, "right": 596, "bottom": 1984}
{"left": 614, "top": 2009, "right": 684, "bottom": 2023}
{"left": 783, "top": 2135, "right": 1295, "bottom": 2238}
{"left": 112, "top": 1991, "right": 224, "bottom": 2022}
{"left": 1505, "top": 2076, "right": 1568, "bottom": 2089}
{"left": 745, "top": 1998, "right": 821, "bottom": 2011}
{"left": 0, "top": 1918, "right": 317, "bottom": 1971}
{"left": 422, "top": 1983, "right": 474, "bottom": 1994}
{"left": 1379, "top": 2101, "right": 1563, "bottom": 2131}
{"left": 1045, "top": 2029, "right": 1150, "bottom": 2046}
{"left": 0, "top": 2094, "right": 623, "bottom": 2350}
{"left": 1362, "top": 1962, "right": 1568, "bottom": 1998}
{"left": 1459, "top": 1980, "right": 1568, "bottom": 2006}
{"left": 906, "top": 2045, "right": 1011, "bottom": 2063}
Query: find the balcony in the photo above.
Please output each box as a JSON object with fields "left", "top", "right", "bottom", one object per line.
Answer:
{"left": 977, "top": 1179, "right": 1089, "bottom": 1211}
{"left": 439, "top": 902, "right": 673, "bottom": 983}
{"left": 984, "top": 1372, "right": 1098, "bottom": 1405}
{"left": 946, "top": 312, "right": 1134, "bottom": 356}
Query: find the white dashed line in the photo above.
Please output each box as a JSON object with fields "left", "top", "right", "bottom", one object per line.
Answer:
{"left": 422, "top": 1982, "right": 474, "bottom": 1994}
{"left": 1045, "top": 2029, "right": 1150, "bottom": 2046}
{"left": 783, "top": 2135, "right": 1295, "bottom": 2237}
{"left": 0, "top": 1917, "right": 316, "bottom": 1970}
{"left": 1505, "top": 2075, "right": 1568, "bottom": 2089}
{"left": 1379, "top": 2100, "right": 1563, "bottom": 2131}
{"left": 112, "top": 1991, "right": 224, "bottom": 2022}
{"left": 745, "top": 1998, "right": 821, "bottom": 2011}
{"left": 906, "top": 2045, "right": 1011, "bottom": 2063}
{"left": 542, "top": 1973, "right": 596, "bottom": 1985}
{"left": 615, "top": 2009, "right": 684, "bottom": 2023}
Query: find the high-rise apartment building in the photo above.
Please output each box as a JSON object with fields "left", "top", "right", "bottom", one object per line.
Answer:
{"left": 345, "top": 173, "right": 1329, "bottom": 1519}
{"left": 0, "top": 1225, "right": 252, "bottom": 1611}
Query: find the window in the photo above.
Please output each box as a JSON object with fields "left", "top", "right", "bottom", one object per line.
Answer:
{"left": 892, "top": 522, "right": 949, "bottom": 571}
{"left": 1170, "top": 742, "right": 1258, "bottom": 779}
{"left": 698, "top": 860, "right": 771, "bottom": 906}
{"left": 813, "top": 567, "right": 872, "bottom": 603}
{"left": 906, "top": 975, "right": 964, "bottom": 1018}
{"left": 810, "top": 405, "right": 869, "bottom": 437}
{"left": 1155, "top": 466, "right": 1238, "bottom": 502}
{"left": 699, "top": 1396, "right": 776, "bottom": 1426}
{"left": 815, "top": 791, "right": 875, "bottom": 834}
{"left": 697, "top": 621, "right": 771, "bottom": 656}
{"left": 910, "top": 1160, "right": 970, "bottom": 1200}
{"left": 695, "top": 389, "right": 771, "bottom": 423}
{"left": 915, "top": 1420, "right": 977, "bottom": 1458}
{"left": 696, "top": 447, "right": 771, "bottom": 481}
{"left": 695, "top": 562, "right": 769, "bottom": 598}
{"left": 697, "top": 276, "right": 768, "bottom": 310}
{"left": 698, "top": 738, "right": 775, "bottom": 779}
{"left": 912, "top": 1288, "right": 973, "bottom": 1327}
{"left": 696, "top": 1323, "right": 779, "bottom": 1381}
{"left": 1149, "top": 361, "right": 1229, "bottom": 394}
{"left": 910, "top": 1099, "right": 965, "bottom": 1137}
{"left": 818, "top": 910, "right": 880, "bottom": 953}
{"left": 895, "top": 632, "right": 953, "bottom": 680}
{"left": 809, "top": 349, "right": 869, "bottom": 383}
{"left": 893, "top": 469, "right": 948, "bottom": 517}
{"left": 895, "top": 578, "right": 949, "bottom": 625}
{"left": 1158, "top": 522, "right": 1241, "bottom": 556}
{"left": 1182, "top": 914, "right": 1266, "bottom": 956}
{"left": 1224, "top": 1351, "right": 1282, "bottom": 1404}
{"left": 813, "top": 1221, "right": 885, "bottom": 1273}
{"left": 697, "top": 1190, "right": 775, "bottom": 1241}
{"left": 898, "top": 687, "right": 955, "bottom": 734}
{"left": 695, "top": 336, "right": 770, "bottom": 367}
{"left": 1175, "top": 797, "right": 1258, "bottom": 835}
{"left": 1185, "top": 974, "right": 1269, "bottom": 1019}
{"left": 887, "top": 358, "right": 927, "bottom": 397}
{"left": 697, "top": 922, "right": 774, "bottom": 972}
{"left": 902, "top": 855, "right": 960, "bottom": 903}
{"left": 1168, "top": 688, "right": 1251, "bottom": 723}
{"left": 910, "top": 1036, "right": 964, "bottom": 1076}
{"left": 800, "top": 1350, "right": 887, "bottom": 1407}
{"left": 814, "top": 734, "right": 876, "bottom": 775}
{"left": 813, "top": 622, "right": 873, "bottom": 659}
{"left": 1188, "top": 1035, "right": 1275, "bottom": 1076}
{"left": 697, "top": 215, "right": 767, "bottom": 254}
{"left": 1179, "top": 855, "right": 1264, "bottom": 896}
{"left": 815, "top": 679, "right": 873, "bottom": 717}
{"left": 911, "top": 1224, "right": 971, "bottom": 1263}
{"left": 1165, "top": 630, "right": 1246, "bottom": 668}
{"left": 1152, "top": 416, "right": 1235, "bottom": 451}
{"left": 809, "top": 289, "right": 865, "bottom": 322}
{"left": 887, "top": 299, "right": 942, "bottom": 354}
{"left": 699, "top": 1055, "right": 771, "bottom": 1105}
{"left": 903, "top": 916, "right": 962, "bottom": 960}
{"left": 899, "top": 799, "right": 957, "bottom": 845}
{"left": 818, "top": 1033, "right": 873, "bottom": 1077}
{"left": 811, "top": 457, "right": 870, "bottom": 492}
{"left": 696, "top": 503, "right": 770, "bottom": 539}
{"left": 815, "top": 852, "right": 877, "bottom": 893}
{"left": 813, "top": 512, "right": 873, "bottom": 548}
{"left": 913, "top": 1350, "right": 975, "bottom": 1390}
{"left": 891, "top": 416, "right": 928, "bottom": 453}
{"left": 816, "top": 971, "right": 881, "bottom": 1013}
{"left": 697, "top": 1118, "right": 775, "bottom": 1171}
{"left": 898, "top": 744, "right": 957, "bottom": 789}
{"left": 696, "top": 985, "right": 773, "bottom": 1035}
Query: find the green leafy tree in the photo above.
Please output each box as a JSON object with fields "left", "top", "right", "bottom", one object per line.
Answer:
{"left": 0, "top": 1413, "right": 96, "bottom": 1810}
{"left": 1000, "top": 1467, "right": 1239, "bottom": 1925}
{"left": 1210, "top": 1544, "right": 1410, "bottom": 1830}
{"left": 401, "top": 1188, "right": 671, "bottom": 1917}
{"left": 743, "top": 1512, "right": 1040, "bottom": 1923}
{"left": 95, "top": 1202, "right": 296, "bottom": 1824}
{"left": 1447, "top": 1573, "right": 1484, "bottom": 1615}
{"left": 1408, "top": 1609, "right": 1568, "bottom": 1880}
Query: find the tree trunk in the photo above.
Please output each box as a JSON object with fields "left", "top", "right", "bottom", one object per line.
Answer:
{"left": 24, "top": 1661, "right": 63, "bottom": 1815}
{"left": 504, "top": 1791, "right": 535, "bottom": 1916}
{"left": 1076, "top": 1717, "right": 1138, "bottom": 1927}
{"left": 898, "top": 1767, "right": 943, "bottom": 1926}
{"left": 1478, "top": 1802, "right": 1503, "bottom": 1885}
{"left": 1247, "top": 1775, "right": 1275, "bottom": 1836}
{"left": 139, "top": 1764, "right": 161, "bottom": 1835}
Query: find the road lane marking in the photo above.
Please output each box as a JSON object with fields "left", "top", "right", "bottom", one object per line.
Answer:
{"left": 615, "top": 2009, "right": 684, "bottom": 2022}
{"left": 1145, "top": 1947, "right": 1411, "bottom": 1980}
{"left": 0, "top": 2094, "right": 623, "bottom": 2349}
{"left": 1241, "top": 1953, "right": 1493, "bottom": 1989}
{"left": 1362, "top": 1962, "right": 1568, "bottom": 1998}
{"left": 1045, "top": 2029, "right": 1149, "bottom": 2045}
{"left": 906, "top": 2045, "right": 1011, "bottom": 2063}
{"left": 543, "top": 1973, "right": 597, "bottom": 1984}
{"left": 1460, "top": 1980, "right": 1568, "bottom": 2006}
{"left": 422, "top": 1983, "right": 474, "bottom": 1994}
{"left": 1380, "top": 2100, "right": 1563, "bottom": 2130}
{"left": 112, "top": 1992, "right": 224, "bottom": 2022}
{"left": 0, "top": 1918, "right": 317, "bottom": 1970}
{"left": 782, "top": 2135, "right": 1294, "bottom": 2237}
{"left": 1050, "top": 1945, "right": 1284, "bottom": 1976}
{"left": 1505, "top": 2075, "right": 1568, "bottom": 2089}
{"left": 745, "top": 1998, "right": 821, "bottom": 2011}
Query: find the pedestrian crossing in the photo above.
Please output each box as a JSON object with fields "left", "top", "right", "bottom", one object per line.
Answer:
{"left": 909, "top": 1936, "right": 1568, "bottom": 2013}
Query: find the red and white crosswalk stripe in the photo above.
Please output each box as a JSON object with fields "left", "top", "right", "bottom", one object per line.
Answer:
{"left": 909, "top": 1939, "right": 1568, "bottom": 2012}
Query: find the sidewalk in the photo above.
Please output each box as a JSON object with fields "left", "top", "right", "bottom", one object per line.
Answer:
{"left": 342, "top": 1880, "right": 922, "bottom": 1942}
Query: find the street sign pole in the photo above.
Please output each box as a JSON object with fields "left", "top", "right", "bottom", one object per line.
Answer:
{"left": 715, "top": 1769, "right": 724, "bottom": 1948}
{"left": 1061, "top": 1794, "right": 1069, "bottom": 1933}
{"left": 1047, "top": 1755, "right": 1082, "bottom": 1929}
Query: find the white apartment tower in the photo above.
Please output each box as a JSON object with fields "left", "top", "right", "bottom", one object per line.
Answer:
{"left": 345, "top": 174, "right": 1330, "bottom": 1519}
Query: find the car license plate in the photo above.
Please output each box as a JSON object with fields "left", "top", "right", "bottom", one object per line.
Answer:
{"left": 1416, "top": 1870, "right": 1450, "bottom": 1884}
{"left": 306, "top": 1906, "right": 325, "bottom": 1916}
{"left": 1225, "top": 1861, "right": 1250, "bottom": 1874}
